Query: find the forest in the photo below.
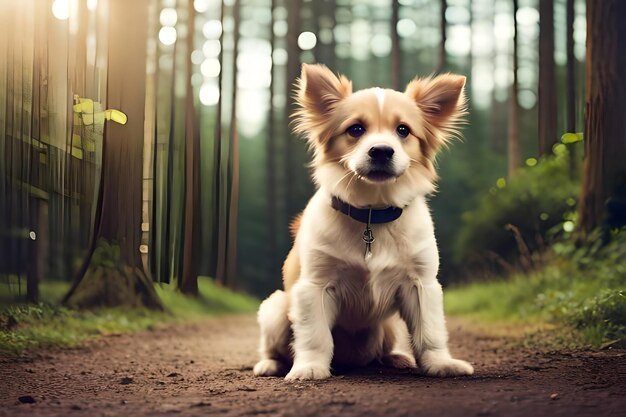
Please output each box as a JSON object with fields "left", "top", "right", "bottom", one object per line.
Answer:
{"left": 0, "top": 0, "right": 625, "bottom": 415}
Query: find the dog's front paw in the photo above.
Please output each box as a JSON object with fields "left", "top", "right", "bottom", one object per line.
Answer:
{"left": 285, "top": 363, "right": 331, "bottom": 381}
{"left": 253, "top": 359, "right": 286, "bottom": 377}
{"left": 420, "top": 350, "right": 474, "bottom": 377}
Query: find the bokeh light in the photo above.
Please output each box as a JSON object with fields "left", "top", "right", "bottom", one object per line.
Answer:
{"left": 297, "top": 32, "right": 317, "bottom": 50}
{"left": 51, "top": 0, "right": 70, "bottom": 20}
{"left": 516, "top": 7, "right": 539, "bottom": 26}
{"left": 370, "top": 34, "right": 391, "bottom": 57}
{"left": 158, "top": 27, "right": 177, "bottom": 46}
{"left": 193, "top": 0, "right": 209, "bottom": 13}
{"left": 203, "top": 20, "right": 222, "bottom": 39}
{"left": 396, "top": 19, "right": 416, "bottom": 38}
{"left": 203, "top": 40, "right": 221, "bottom": 57}
{"left": 272, "top": 48, "right": 288, "bottom": 66}
{"left": 199, "top": 83, "right": 220, "bottom": 106}
{"left": 201, "top": 58, "right": 221, "bottom": 78}
{"left": 159, "top": 8, "right": 177, "bottom": 27}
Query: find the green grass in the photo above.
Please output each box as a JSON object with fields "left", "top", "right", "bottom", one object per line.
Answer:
{"left": 445, "top": 235, "right": 626, "bottom": 348}
{"left": 0, "top": 277, "right": 258, "bottom": 355}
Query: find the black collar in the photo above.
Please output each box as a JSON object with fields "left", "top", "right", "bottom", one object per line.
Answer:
{"left": 331, "top": 196, "right": 403, "bottom": 224}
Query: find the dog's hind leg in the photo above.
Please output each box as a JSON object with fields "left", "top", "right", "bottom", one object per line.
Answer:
{"left": 253, "top": 290, "right": 292, "bottom": 377}
{"left": 382, "top": 313, "right": 417, "bottom": 369}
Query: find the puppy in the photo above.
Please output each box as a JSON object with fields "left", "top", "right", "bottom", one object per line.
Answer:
{"left": 253, "top": 64, "right": 473, "bottom": 380}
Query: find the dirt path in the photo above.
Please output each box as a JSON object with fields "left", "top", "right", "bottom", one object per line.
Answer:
{"left": 1, "top": 315, "right": 625, "bottom": 417}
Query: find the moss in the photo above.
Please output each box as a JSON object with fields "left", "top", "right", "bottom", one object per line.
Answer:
{"left": 63, "top": 239, "right": 163, "bottom": 310}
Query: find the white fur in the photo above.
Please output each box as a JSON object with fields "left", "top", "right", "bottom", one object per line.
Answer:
{"left": 374, "top": 87, "right": 385, "bottom": 112}
{"left": 254, "top": 184, "right": 473, "bottom": 380}
{"left": 254, "top": 71, "right": 473, "bottom": 381}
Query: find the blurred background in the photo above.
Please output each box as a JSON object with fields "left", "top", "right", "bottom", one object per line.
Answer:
{"left": 0, "top": 0, "right": 589, "bottom": 302}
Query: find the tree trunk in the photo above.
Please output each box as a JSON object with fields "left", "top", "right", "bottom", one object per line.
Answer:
{"left": 180, "top": 0, "right": 200, "bottom": 295}
{"left": 437, "top": 0, "right": 447, "bottom": 72}
{"left": 538, "top": 0, "right": 557, "bottom": 156}
{"left": 566, "top": 0, "right": 577, "bottom": 177}
{"left": 285, "top": 0, "right": 302, "bottom": 220}
{"left": 213, "top": 1, "right": 226, "bottom": 284}
{"left": 225, "top": 0, "right": 241, "bottom": 288}
{"left": 507, "top": 0, "right": 521, "bottom": 178}
{"left": 266, "top": 0, "right": 278, "bottom": 282}
{"left": 63, "top": 0, "right": 162, "bottom": 309}
{"left": 489, "top": 1, "right": 502, "bottom": 153}
{"left": 317, "top": 0, "right": 336, "bottom": 70}
{"left": 578, "top": 0, "right": 626, "bottom": 235}
{"left": 391, "top": 0, "right": 401, "bottom": 90}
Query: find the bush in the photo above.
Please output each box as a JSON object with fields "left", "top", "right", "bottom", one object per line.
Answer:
{"left": 455, "top": 144, "right": 580, "bottom": 276}
{"left": 446, "top": 232, "right": 626, "bottom": 347}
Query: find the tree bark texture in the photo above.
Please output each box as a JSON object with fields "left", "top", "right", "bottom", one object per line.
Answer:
{"left": 391, "top": 0, "right": 401, "bottom": 90}
{"left": 180, "top": 0, "right": 201, "bottom": 296}
{"left": 538, "top": 0, "right": 557, "bottom": 156}
{"left": 438, "top": 0, "right": 447, "bottom": 72}
{"left": 225, "top": 0, "right": 241, "bottom": 288}
{"left": 266, "top": 0, "right": 278, "bottom": 283}
{"left": 578, "top": 0, "right": 626, "bottom": 234}
{"left": 566, "top": 0, "right": 577, "bottom": 177}
{"left": 285, "top": 0, "right": 302, "bottom": 220}
{"left": 64, "top": 0, "right": 162, "bottom": 309}
{"left": 507, "top": 0, "right": 521, "bottom": 178}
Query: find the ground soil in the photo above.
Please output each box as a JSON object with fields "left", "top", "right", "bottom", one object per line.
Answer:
{"left": 1, "top": 315, "right": 625, "bottom": 417}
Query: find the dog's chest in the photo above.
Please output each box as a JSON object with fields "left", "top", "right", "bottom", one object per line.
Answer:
{"left": 334, "top": 265, "right": 406, "bottom": 327}
{"left": 331, "top": 227, "right": 415, "bottom": 328}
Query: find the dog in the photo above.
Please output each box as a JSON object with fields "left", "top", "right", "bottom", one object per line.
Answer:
{"left": 253, "top": 63, "right": 474, "bottom": 380}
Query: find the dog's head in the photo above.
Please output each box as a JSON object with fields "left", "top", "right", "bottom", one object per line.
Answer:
{"left": 292, "top": 64, "right": 466, "bottom": 207}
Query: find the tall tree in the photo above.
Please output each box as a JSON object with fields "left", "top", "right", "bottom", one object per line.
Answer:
{"left": 565, "top": 0, "right": 577, "bottom": 176}
{"left": 285, "top": 0, "right": 302, "bottom": 220}
{"left": 266, "top": 0, "right": 278, "bottom": 282}
{"left": 507, "top": 0, "right": 521, "bottom": 177}
{"left": 578, "top": 0, "right": 626, "bottom": 234}
{"left": 225, "top": 0, "right": 241, "bottom": 287}
{"left": 538, "top": 0, "right": 557, "bottom": 156}
{"left": 391, "top": 0, "right": 401, "bottom": 89}
{"left": 437, "top": 0, "right": 447, "bottom": 72}
{"left": 63, "top": 0, "right": 162, "bottom": 309}
{"left": 179, "top": 0, "right": 201, "bottom": 295}
{"left": 214, "top": 0, "right": 226, "bottom": 285}
{"left": 489, "top": 0, "right": 502, "bottom": 153}
{"left": 214, "top": 0, "right": 240, "bottom": 287}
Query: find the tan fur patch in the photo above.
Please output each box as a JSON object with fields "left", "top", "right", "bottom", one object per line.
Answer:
{"left": 282, "top": 242, "right": 300, "bottom": 291}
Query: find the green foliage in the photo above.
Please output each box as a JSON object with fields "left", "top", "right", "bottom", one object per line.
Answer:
{"left": 561, "top": 132, "right": 584, "bottom": 144}
{"left": 90, "top": 240, "right": 121, "bottom": 268}
{"left": 455, "top": 145, "right": 580, "bottom": 274}
{"left": 156, "top": 276, "right": 259, "bottom": 318}
{"left": 0, "top": 304, "right": 158, "bottom": 355}
{"left": 0, "top": 277, "right": 258, "bottom": 355}
{"left": 446, "top": 233, "right": 626, "bottom": 347}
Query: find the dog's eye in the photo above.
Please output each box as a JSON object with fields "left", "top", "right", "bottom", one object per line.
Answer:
{"left": 396, "top": 124, "right": 410, "bottom": 138}
{"left": 346, "top": 124, "right": 366, "bottom": 138}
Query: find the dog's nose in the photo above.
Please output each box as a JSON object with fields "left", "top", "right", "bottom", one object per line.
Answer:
{"left": 368, "top": 145, "right": 394, "bottom": 163}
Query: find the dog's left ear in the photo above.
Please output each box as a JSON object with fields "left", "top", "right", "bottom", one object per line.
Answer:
{"left": 404, "top": 74, "right": 466, "bottom": 133}
{"left": 293, "top": 64, "right": 352, "bottom": 144}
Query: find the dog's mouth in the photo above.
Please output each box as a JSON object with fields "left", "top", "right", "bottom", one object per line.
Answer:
{"left": 357, "top": 168, "right": 397, "bottom": 183}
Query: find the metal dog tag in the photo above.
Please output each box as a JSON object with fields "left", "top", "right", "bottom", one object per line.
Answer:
{"left": 363, "top": 208, "right": 374, "bottom": 260}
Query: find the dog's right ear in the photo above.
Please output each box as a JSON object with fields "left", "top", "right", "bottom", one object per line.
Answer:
{"left": 292, "top": 64, "right": 352, "bottom": 142}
